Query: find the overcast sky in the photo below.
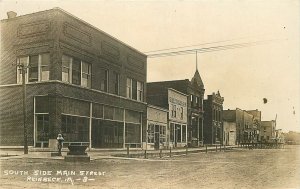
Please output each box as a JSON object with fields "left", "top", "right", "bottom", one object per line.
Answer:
{"left": 1, "top": 0, "right": 299, "bottom": 132}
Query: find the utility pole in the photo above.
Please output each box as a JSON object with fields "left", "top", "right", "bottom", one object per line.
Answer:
{"left": 17, "top": 61, "right": 28, "bottom": 154}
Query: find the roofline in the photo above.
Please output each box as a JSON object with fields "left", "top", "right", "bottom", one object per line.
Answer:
{"left": 147, "top": 79, "right": 189, "bottom": 84}
{"left": 147, "top": 104, "right": 169, "bottom": 112}
{"left": 168, "top": 88, "right": 189, "bottom": 97}
{"left": 1, "top": 7, "right": 147, "bottom": 57}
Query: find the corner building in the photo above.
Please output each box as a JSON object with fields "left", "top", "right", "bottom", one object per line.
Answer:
{"left": 0, "top": 8, "right": 147, "bottom": 148}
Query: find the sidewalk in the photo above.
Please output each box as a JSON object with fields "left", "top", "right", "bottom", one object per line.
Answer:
{"left": 0, "top": 145, "right": 239, "bottom": 161}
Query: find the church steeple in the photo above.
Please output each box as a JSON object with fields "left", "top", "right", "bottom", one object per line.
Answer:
{"left": 191, "top": 51, "right": 204, "bottom": 88}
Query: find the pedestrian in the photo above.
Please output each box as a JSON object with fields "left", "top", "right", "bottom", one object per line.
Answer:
{"left": 57, "top": 134, "right": 64, "bottom": 156}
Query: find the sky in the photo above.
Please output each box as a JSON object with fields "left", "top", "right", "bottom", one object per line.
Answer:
{"left": 0, "top": 0, "right": 299, "bottom": 132}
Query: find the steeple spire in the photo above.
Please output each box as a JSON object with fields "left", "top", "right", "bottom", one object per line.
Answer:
{"left": 196, "top": 51, "right": 198, "bottom": 71}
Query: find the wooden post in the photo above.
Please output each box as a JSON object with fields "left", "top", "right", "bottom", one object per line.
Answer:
{"left": 169, "top": 147, "right": 172, "bottom": 158}
{"left": 186, "top": 145, "right": 188, "bottom": 155}
{"left": 216, "top": 145, "right": 217, "bottom": 152}
{"left": 219, "top": 144, "right": 221, "bottom": 152}
{"left": 206, "top": 145, "right": 208, "bottom": 153}
{"left": 127, "top": 146, "right": 129, "bottom": 158}
{"left": 144, "top": 150, "right": 147, "bottom": 159}
{"left": 160, "top": 149, "right": 162, "bottom": 158}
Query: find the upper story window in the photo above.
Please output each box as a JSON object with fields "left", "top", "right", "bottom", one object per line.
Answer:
{"left": 100, "top": 69, "right": 109, "bottom": 92}
{"left": 61, "top": 55, "right": 91, "bottom": 88}
{"left": 126, "top": 78, "right": 144, "bottom": 102}
{"left": 137, "top": 81, "right": 144, "bottom": 101}
{"left": 180, "top": 107, "right": 184, "bottom": 120}
{"left": 112, "top": 71, "right": 120, "bottom": 95}
{"left": 171, "top": 104, "right": 176, "bottom": 118}
{"left": 17, "top": 53, "right": 50, "bottom": 84}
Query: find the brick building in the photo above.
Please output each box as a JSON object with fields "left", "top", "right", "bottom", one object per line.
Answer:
{"left": 203, "top": 91, "right": 224, "bottom": 144}
{"left": 147, "top": 87, "right": 188, "bottom": 148}
{"left": 260, "top": 120, "right": 276, "bottom": 142}
{"left": 147, "top": 70, "right": 205, "bottom": 146}
{"left": 223, "top": 108, "right": 254, "bottom": 145}
{"left": 0, "top": 8, "right": 147, "bottom": 149}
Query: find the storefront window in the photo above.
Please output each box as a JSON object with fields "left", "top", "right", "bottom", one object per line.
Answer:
{"left": 147, "top": 123, "right": 155, "bottom": 143}
{"left": 125, "top": 123, "right": 141, "bottom": 143}
{"left": 36, "top": 114, "right": 49, "bottom": 142}
{"left": 61, "top": 115, "right": 89, "bottom": 142}
{"left": 170, "top": 123, "right": 174, "bottom": 142}
{"left": 182, "top": 125, "right": 186, "bottom": 142}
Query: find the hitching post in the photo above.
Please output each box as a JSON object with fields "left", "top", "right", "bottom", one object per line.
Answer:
{"left": 186, "top": 145, "right": 188, "bottom": 155}
{"left": 127, "top": 146, "right": 129, "bottom": 158}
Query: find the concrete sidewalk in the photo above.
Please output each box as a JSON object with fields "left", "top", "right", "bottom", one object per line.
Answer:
{"left": 0, "top": 145, "right": 238, "bottom": 160}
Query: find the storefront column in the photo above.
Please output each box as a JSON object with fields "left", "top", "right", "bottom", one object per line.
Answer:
{"left": 89, "top": 102, "right": 92, "bottom": 149}
{"left": 33, "top": 96, "right": 36, "bottom": 147}
{"left": 140, "top": 113, "right": 143, "bottom": 146}
{"left": 197, "top": 117, "right": 200, "bottom": 146}
{"left": 123, "top": 109, "right": 126, "bottom": 149}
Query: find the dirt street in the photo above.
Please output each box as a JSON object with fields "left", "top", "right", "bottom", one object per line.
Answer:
{"left": 1, "top": 145, "right": 299, "bottom": 189}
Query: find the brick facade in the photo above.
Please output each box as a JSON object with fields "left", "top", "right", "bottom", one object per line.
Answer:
{"left": 0, "top": 8, "right": 147, "bottom": 148}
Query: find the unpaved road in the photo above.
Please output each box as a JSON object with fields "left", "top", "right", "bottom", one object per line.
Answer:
{"left": 1, "top": 145, "right": 299, "bottom": 189}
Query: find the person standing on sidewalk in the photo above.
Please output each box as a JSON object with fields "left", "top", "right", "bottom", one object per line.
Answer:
{"left": 57, "top": 134, "right": 64, "bottom": 156}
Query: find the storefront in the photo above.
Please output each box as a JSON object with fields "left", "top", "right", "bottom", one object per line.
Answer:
{"left": 34, "top": 95, "right": 143, "bottom": 149}
{"left": 146, "top": 105, "right": 168, "bottom": 150}
{"left": 168, "top": 89, "right": 188, "bottom": 148}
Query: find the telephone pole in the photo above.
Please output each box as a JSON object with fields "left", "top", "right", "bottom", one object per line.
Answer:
{"left": 17, "top": 62, "right": 28, "bottom": 154}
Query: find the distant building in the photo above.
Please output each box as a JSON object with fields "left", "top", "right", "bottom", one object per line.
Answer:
{"left": 223, "top": 121, "right": 236, "bottom": 145}
{"left": 223, "top": 108, "right": 255, "bottom": 144}
{"left": 203, "top": 91, "right": 224, "bottom": 144}
{"left": 0, "top": 8, "right": 147, "bottom": 149}
{"left": 260, "top": 121, "right": 276, "bottom": 142}
{"left": 147, "top": 87, "right": 188, "bottom": 148}
{"left": 147, "top": 70, "right": 205, "bottom": 146}
{"left": 246, "top": 109, "right": 261, "bottom": 142}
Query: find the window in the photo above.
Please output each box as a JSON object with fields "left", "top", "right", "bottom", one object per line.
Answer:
{"left": 61, "top": 55, "right": 91, "bottom": 88}
{"left": 61, "top": 115, "right": 89, "bottom": 142}
{"left": 17, "top": 53, "right": 50, "bottom": 83}
{"left": 28, "top": 55, "right": 39, "bottom": 82}
{"left": 132, "top": 79, "right": 137, "bottom": 100}
{"left": 100, "top": 69, "right": 109, "bottom": 92}
{"left": 171, "top": 104, "right": 176, "bottom": 118}
{"left": 126, "top": 78, "right": 144, "bottom": 102}
{"left": 62, "top": 55, "right": 71, "bottom": 82}
{"left": 147, "top": 123, "right": 155, "bottom": 143}
{"left": 82, "top": 62, "right": 91, "bottom": 88}
{"left": 182, "top": 125, "right": 186, "bottom": 142}
{"left": 137, "top": 81, "right": 144, "bottom": 101}
{"left": 40, "top": 53, "right": 50, "bottom": 81}
{"left": 112, "top": 72, "right": 120, "bottom": 95}
{"left": 17, "top": 57, "right": 28, "bottom": 83}
{"left": 36, "top": 114, "right": 49, "bottom": 142}
{"left": 180, "top": 107, "right": 184, "bottom": 120}
{"left": 126, "top": 78, "right": 132, "bottom": 98}
{"left": 72, "top": 58, "right": 81, "bottom": 85}
{"left": 170, "top": 123, "right": 174, "bottom": 142}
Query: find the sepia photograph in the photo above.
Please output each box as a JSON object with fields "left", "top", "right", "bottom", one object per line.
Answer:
{"left": 0, "top": 0, "right": 299, "bottom": 188}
